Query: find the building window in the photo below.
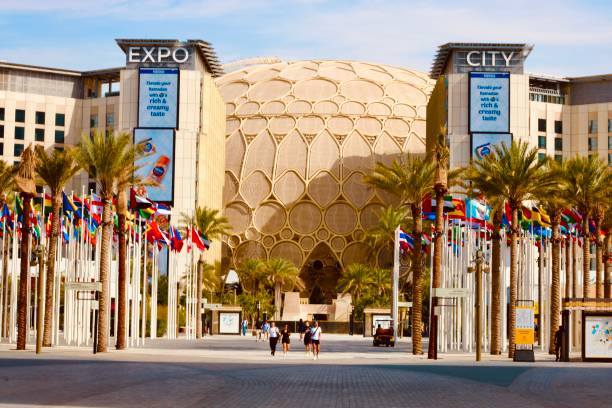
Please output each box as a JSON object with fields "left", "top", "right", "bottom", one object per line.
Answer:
{"left": 588, "top": 119, "right": 598, "bottom": 134}
{"left": 538, "top": 136, "right": 546, "bottom": 149}
{"left": 538, "top": 152, "right": 546, "bottom": 161}
{"left": 88, "top": 181, "right": 97, "bottom": 193}
{"left": 35, "top": 128, "right": 45, "bottom": 142}
{"left": 35, "top": 111, "right": 45, "bottom": 125}
{"left": 554, "top": 120, "right": 562, "bottom": 134}
{"left": 554, "top": 154, "right": 563, "bottom": 163}
{"left": 0, "top": 143, "right": 3, "bottom": 155}
{"left": 538, "top": 119, "right": 546, "bottom": 132}
{"left": 15, "top": 109, "right": 25, "bottom": 123}
{"left": 0, "top": 107, "right": 4, "bottom": 121}
{"left": 608, "top": 136, "right": 612, "bottom": 150}
{"left": 15, "top": 127, "right": 25, "bottom": 140}
{"left": 14, "top": 144, "right": 24, "bottom": 157}
{"left": 608, "top": 119, "right": 612, "bottom": 133}
{"left": 106, "top": 112, "right": 114, "bottom": 129}
{"left": 609, "top": 153, "right": 612, "bottom": 166}
{"left": 90, "top": 115, "right": 98, "bottom": 128}
{"left": 588, "top": 137, "right": 597, "bottom": 151}
{"left": 55, "top": 113, "right": 65, "bottom": 127}
{"left": 55, "top": 130, "right": 65, "bottom": 144}
{"left": 54, "top": 147, "right": 64, "bottom": 152}
{"left": 0, "top": 125, "right": 3, "bottom": 138}
{"left": 554, "top": 137, "right": 563, "bottom": 151}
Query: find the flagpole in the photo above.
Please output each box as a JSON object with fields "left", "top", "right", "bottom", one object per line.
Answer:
{"left": 392, "top": 226, "right": 399, "bottom": 341}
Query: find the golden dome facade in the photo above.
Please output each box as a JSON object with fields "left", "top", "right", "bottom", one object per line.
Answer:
{"left": 217, "top": 60, "right": 434, "bottom": 298}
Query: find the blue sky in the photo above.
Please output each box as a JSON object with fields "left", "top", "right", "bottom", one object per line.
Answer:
{"left": 1, "top": 0, "right": 611, "bottom": 77}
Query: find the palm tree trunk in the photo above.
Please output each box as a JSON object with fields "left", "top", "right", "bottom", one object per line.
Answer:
{"left": 572, "top": 237, "right": 578, "bottom": 297}
{"left": 604, "top": 235, "right": 611, "bottom": 298}
{"left": 549, "top": 217, "right": 561, "bottom": 354}
{"left": 2, "top": 232, "right": 10, "bottom": 338}
{"left": 508, "top": 207, "right": 519, "bottom": 359}
{"left": 42, "top": 196, "right": 61, "bottom": 347}
{"left": 428, "top": 188, "right": 444, "bottom": 358}
{"left": 96, "top": 199, "right": 112, "bottom": 353}
{"left": 116, "top": 190, "right": 127, "bottom": 350}
{"left": 565, "top": 238, "right": 571, "bottom": 298}
{"left": 274, "top": 282, "right": 281, "bottom": 320}
{"left": 196, "top": 255, "right": 203, "bottom": 339}
{"left": 490, "top": 212, "right": 502, "bottom": 355}
{"left": 594, "top": 217, "right": 603, "bottom": 298}
{"left": 410, "top": 204, "right": 423, "bottom": 355}
{"left": 17, "top": 195, "right": 32, "bottom": 350}
{"left": 582, "top": 216, "right": 590, "bottom": 298}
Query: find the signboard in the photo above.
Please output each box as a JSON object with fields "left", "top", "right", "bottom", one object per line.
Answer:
{"left": 134, "top": 128, "right": 175, "bottom": 203}
{"left": 128, "top": 47, "right": 190, "bottom": 64}
{"left": 469, "top": 72, "right": 510, "bottom": 133}
{"left": 432, "top": 288, "right": 468, "bottom": 298}
{"left": 397, "top": 301, "right": 413, "bottom": 308}
{"left": 471, "top": 133, "right": 512, "bottom": 160}
{"left": 138, "top": 68, "right": 179, "bottom": 128}
{"left": 583, "top": 314, "right": 612, "bottom": 360}
{"left": 65, "top": 281, "right": 102, "bottom": 292}
{"left": 515, "top": 305, "right": 535, "bottom": 346}
{"left": 219, "top": 312, "right": 240, "bottom": 334}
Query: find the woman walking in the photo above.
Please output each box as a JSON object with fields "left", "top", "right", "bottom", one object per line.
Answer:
{"left": 303, "top": 321, "right": 312, "bottom": 356}
{"left": 311, "top": 321, "right": 322, "bottom": 360}
{"left": 281, "top": 324, "right": 291, "bottom": 358}
{"left": 269, "top": 322, "right": 280, "bottom": 357}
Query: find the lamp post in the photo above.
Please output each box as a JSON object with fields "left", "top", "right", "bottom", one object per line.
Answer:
{"left": 32, "top": 245, "right": 45, "bottom": 354}
{"left": 468, "top": 249, "right": 489, "bottom": 362}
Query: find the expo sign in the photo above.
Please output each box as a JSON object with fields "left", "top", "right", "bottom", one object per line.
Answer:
{"left": 128, "top": 47, "right": 190, "bottom": 64}
{"left": 466, "top": 51, "right": 515, "bottom": 67}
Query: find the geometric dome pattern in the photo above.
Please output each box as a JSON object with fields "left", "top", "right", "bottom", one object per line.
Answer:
{"left": 217, "top": 60, "right": 434, "bottom": 274}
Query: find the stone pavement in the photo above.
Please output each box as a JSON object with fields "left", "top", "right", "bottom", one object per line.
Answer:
{"left": 0, "top": 334, "right": 611, "bottom": 408}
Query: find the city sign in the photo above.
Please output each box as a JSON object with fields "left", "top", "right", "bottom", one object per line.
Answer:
{"left": 466, "top": 51, "right": 514, "bottom": 67}
{"left": 469, "top": 72, "right": 510, "bottom": 133}
{"left": 128, "top": 47, "right": 190, "bottom": 64}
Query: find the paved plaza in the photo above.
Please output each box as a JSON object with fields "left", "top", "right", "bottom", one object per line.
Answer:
{"left": 1, "top": 334, "right": 611, "bottom": 408}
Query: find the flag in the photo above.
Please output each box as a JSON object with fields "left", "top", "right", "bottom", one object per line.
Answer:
{"left": 447, "top": 198, "right": 466, "bottom": 219}
{"left": 465, "top": 198, "right": 490, "bottom": 222}
{"left": 139, "top": 207, "right": 156, "bottom": 219}
{"left": 398, "top": 228, "right": 412, "bottom": 251}
{"left": 90, "top": 193, "right": 103, "bottom": 217}
{"left": 191, "top": 227, "right": 208, "bottom": 251}
{"left": 44, "top": 194, "right": 53, "bottom": 211}
{"left": 170, "top": 226, "right": 184, "bottom": 253}
{"left": 155, "top": 203, "right": 172, "bottom": 216}
{"left": 62, "top": 192, "right": 82, "bottom": 219}
{"left": 146, "top": 221, "right": 170, "bottom": 246}
{"left": 130, "top": 189, "right": 153, "bottom": 210}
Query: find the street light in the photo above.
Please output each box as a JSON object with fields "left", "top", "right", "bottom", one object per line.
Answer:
{"left": 467, "top": 249, "right": 489, "bottom": 362}
{"left": 31, "top": 244, "right": 45, "bottom": 354}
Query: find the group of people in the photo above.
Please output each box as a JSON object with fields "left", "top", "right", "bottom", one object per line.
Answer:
{"left": 246, "top": 318, "right": 322, "bottom": 359}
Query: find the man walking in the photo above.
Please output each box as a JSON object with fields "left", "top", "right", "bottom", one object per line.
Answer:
{"left": 554, "top": 325, "right": 564, "bottom": 362}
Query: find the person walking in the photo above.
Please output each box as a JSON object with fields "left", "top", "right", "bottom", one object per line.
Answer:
{"left": 269, "top": 322, "right": 280, "bottom": 357}
{"left": 303, "top": 321, "right": 312, "bottom": 356}
{"left": 241, "top": 319, "right": 248, "bottom": 336}
{"left": 298, "top": 318, "right": 305, "bottom": 340}
{"left": 262, "top": 320, "right": 270, "bottom": 340}
{"left": 255, "top": 319, "right": 262, "bottom": 342}
{"left": 311, "top": 321, "right": 322, "bottom": 360}
{"left": 281, "top": 324, "right": 291, "bottom": 358}
{"left": 554, "top": 325, "right": 564, "bottom": 362}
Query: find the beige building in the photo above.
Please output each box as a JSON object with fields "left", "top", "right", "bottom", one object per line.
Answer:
{"left": 0, "top": 39, "right": 227, "bottom": 266}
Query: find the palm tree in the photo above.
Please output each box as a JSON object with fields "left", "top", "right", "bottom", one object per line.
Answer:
{"left": 14, "top": 145, "right": 37, "bottom": 350}
{"left": 236, "top": 259, "right": 265, "bottom": 295}
{"left": 337, "top": 263, "right": 375, "bottom": 302}
{"left": 369, "top": 267, "right": 391, "bottom": 298}
{"left": 562, "top": 155, "right": 611, "bottom": 298}
{"left": 35, "top": 147, "right": 81, "bottom": 347}
{"left": 365, "top": 154, "right": 435, "bottom": 354}
{"left": 488, "top": 198, "right": 505, "bottom": 355}
{"left": 0, "top": 160, "right": 15, "bottom": 339}
{"left": 75, "top": 131, "right": 139, "bottom": 353}
{"left": 593, "top": 202, "right": 609, "bottom": 298}
{"left": 181, "top": 206, "right": 231, "bottom": 338}
{"left": 262, "top": 258, "right": 303, "bottom": 320}
{"left": 363, "top": 206, "right": 407, "bottom": 265}
{"left": 602, "top": 207, "right": 612, "bottom": 298}
{"left": 538, "top": 159, "right": 566, "bottom": 353}
{"left": 466, "top": 141, "right": 555, "bottom": 358}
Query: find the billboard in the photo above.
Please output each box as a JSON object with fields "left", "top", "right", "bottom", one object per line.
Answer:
{"left": 471, "top": 133, "right": 512, "bottom": 160}
{"left": 515, "top": 305, "right": 535, "bottom": 346}
{"left": 219, "top": 312, "right": 240, "bottom": 334}
{"left": 138, "top": 67, "right": 179, "bottom": 128}
{"left": 469, "top": 72, "right": 510, "bottom": 133}
{"left": 134, "top": 128, "right": 175, "bottom": 203}
{"left": 583, "top": 314, "right": 612, "bottom": 360}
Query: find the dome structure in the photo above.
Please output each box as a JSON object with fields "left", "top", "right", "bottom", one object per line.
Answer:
{"left": 217, "top": 60, "right": 434, "bottom": 302}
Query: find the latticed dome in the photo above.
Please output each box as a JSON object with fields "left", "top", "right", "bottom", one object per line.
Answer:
{"left": 217, "top": 60, "right": 434, "bottom": 301}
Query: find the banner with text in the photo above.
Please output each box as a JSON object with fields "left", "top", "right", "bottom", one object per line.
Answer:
{"left": 134, "top": 128, "right": 175, "bottom": 203}
{"left": 471, "top": 133, "right": 513, "bottom": 160}
{"left": 138, "top": 68, "right": 179, "bottom": 128}
{"left": 469, "top": 72, "right": 510, "bottom": 133}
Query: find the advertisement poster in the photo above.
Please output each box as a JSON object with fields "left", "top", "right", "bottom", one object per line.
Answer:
{"left": 138, "top": 67, "right": 179, "bottom": 128}
{"left": 584, "top": 315, "right": 612, "bottom": 359}
{"left": 471, "top": 133, "right": 512, "bottom": 160}
{"left": 219, "top": 312, "right": 240, "bottom": 334}
{"left": 134, "top": 128, "right": 175, "bottom": 203}
{"left": 515, "top": 306, "right": 535, "bottom": 346}
{"left": 469, "top": 72, "right": 510, "bottom": 133}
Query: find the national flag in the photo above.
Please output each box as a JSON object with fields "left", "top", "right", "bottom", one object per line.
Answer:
{"left": 90, "top": 193, "right": 104, "bottom": 217}
{"left": 146, "top": 221, "right": 170, "bottom": 246}
{"left": 155, "top": 203, "right": 172, "bottom": 216}
{"left": 190, "top": 227, "right": 208, "bottom": 251}
{"left": 170, "top": 225, "right": 184, "bottom": 253}
{"left": 44, "top": 194, "right": 53, "bottom": 211}
{"left": 62, "top": 192, "right": 82, "bottom": 219}
{"left": 447, "top": 198, "right": 466, "bottom": 219}
{"left": 562, "top": 208, "right": 582, "bottom": 224}
{"left": 138, "top": 207, "right": 156, "bottom": 219}
{"left": 398, "top": 228, "right": 412, "bottom": 251}
{"left": 130, "top": 189, "right": 153, "bottom": 210}
{"left": 465, "top": 198, "right": 490, "bottom": 222}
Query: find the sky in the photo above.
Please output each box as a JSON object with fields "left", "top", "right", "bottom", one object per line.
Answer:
{"left": 1, "top": 0, "right": 611, "bottom": 77}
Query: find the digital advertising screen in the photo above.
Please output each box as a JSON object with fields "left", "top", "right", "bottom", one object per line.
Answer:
{"left": 469, "top": 72, "right": 510, "bottom": 133}
{"left": 138, "top": 67, "right": 179, "bottom": 128}
{"left": 134, "top": 128, "right": 175, "bottom": 203}
{"left": 471, "top": 133, "right": 513, "bottom": 160}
